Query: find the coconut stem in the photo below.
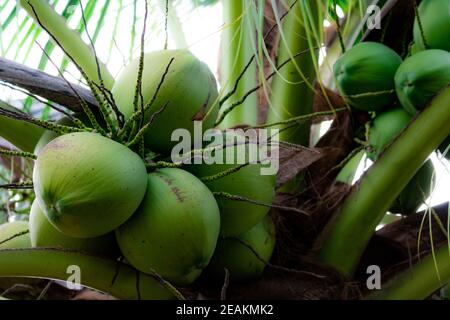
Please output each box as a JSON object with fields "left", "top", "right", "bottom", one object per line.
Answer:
{"left": 315, "top": 87, "right": 450, "bottom": 278}
{"left": 366, "top": 245, "right": 450, "bottom": 300}
{"left": 0, "top": 248, "right": 174, "bottom": 300}
{"left": 213, "top": 191, "right": 308, "bottom": 215}
{"left": 0, "top": 149, "right": 37, "bottom": 160}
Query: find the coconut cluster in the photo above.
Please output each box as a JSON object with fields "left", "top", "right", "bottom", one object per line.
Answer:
{"left": 333, "top": 0, "right": 450, "bottom": 215}
{"left": 0, "top": 49, "right": 277, "bottom": 288}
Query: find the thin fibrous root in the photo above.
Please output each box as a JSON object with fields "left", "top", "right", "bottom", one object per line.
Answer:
{"left": 344, "top": 89, "right": 395, "bottom": 99}
{"left": 34, "top": 41, "right": 105, "bottom": 135}
{"left": 0, "top": 181, "right": 34, "bottom": 190}
{"left": 126, "top": 102, "right": 169, "bottom": 148}
{"left": 0, "top": 106, "right": 86, "bottom": 134}
{"left": 79, "top": 0, "right": 124, "bottom": 129}
{"left": 29, "top": 2, "right": 107, "bottom": 136}
{"left": 0, "top": 82, "right": 78, "bottom": 124}
{"left": 148, "top": 268, "right": 186, "bottom": 301}
{"left": 201, "top": 163, "right": 250, "bottom": 182}
{"left": 119, "top": 58, "right": 175, "bottom": 140}
{"left": 0, "top": 231, "right": 30, "bottom": 246}
{"left": 145, "top": 161, "right": 183, "bottom": 169}
{"left": 215, "top": 48, "right": 317, "bottom": 126}
{"left": 0, "top": 149, "right": 37, "bottom": 160}
{"left": 212, "top": 191, "right": 309, "bottom": 216}
{"left": 253, "top": 108, "right": 347, "bottom": 129}
{"left": 232, "top": 237, "right": 327, "bottom": 279}
{"left": 218, "top": 0, "right": 300, "bottom": 106}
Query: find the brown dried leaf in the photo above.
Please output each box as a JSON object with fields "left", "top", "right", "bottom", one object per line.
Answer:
{"left": 276, "top": 146, "right": 326, "bottom": 188}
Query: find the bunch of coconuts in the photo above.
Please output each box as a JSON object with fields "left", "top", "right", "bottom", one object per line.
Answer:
{"left": 333, "top": 0, "right": 450, "bottom": 215}
{"left": 0, "top": 49, "right": 277, "bottom": 288}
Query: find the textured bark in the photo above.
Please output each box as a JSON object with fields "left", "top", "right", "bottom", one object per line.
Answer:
{"left": 0, "top": 57, "right": 98, "bottom": 113}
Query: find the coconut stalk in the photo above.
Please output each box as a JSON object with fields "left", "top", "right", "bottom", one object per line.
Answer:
{"left": 19, "top": 0, "right": 114, "bottom": 89}
{"left": 315, "top": 87, "right": 450, "bottom": 278}
{"left": 265, "top": 0, "right": 321, "bottom": 145}
{"left": 366, "top": 245, "right": 450, "bottom": 300}
{"left": 219, "top": 0, "right": 258, "bottom": 128}
{"left": 0, "top": 100, "right": 44, "bottom": 152}
{"left": 0, "top": 248, "right": 175, "bottom": 300}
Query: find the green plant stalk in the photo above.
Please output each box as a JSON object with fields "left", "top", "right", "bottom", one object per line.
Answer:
{"left": 366, "top": 245, "right": 450, "bottom": 300}
{"left": 219, "top": 0, "right": 257, "bottom": 128}
{"left": 335, "top": 149, "right": 365, "bottom": 184}
{"left": 19, "top": 0, "right": 114, "bottom": 89}
{"left": 0, "top": 101, "right": 44, "bottom": 152}
{"left": 315, "top": 87, "right": 450, "bottom": 278}
{"left": 158, "top": 0, "right": 188, "bottom": 49}
{"left": 266, "top": 0, "right": 320, "bottom": 145}
{"left": 0, "top": 248, "right": 174, "bottom": 300}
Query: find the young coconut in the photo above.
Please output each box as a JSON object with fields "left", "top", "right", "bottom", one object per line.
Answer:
{"left": 115, "top": 168, "right": 220, "bottom": 286}
{"left": 206, "top": 215, "right": 276, "bottom": 281}
{"left": 33, "top": 132, "right": 148, "bottom": 238}
{"left": 368, "top": 107, "right": 413, "bottom": 160}
{"left": 390, "top": 160, "right": 435, "bottom": 215}
{"left": 333, "top": 42, "right": 402, "bottom": 111}
{"left": 413, "top": 0, "right": 450, "bottom": 52}
{"left": 0, "top": 221, "right": 30, "bottom": 249}
{"left": 112, "top": 49, "right": 219, "bottom": 155}
{"left": 395, "top": 49, "right": 450, "bottom": 115}
{"left": 29, "top": 200, "right": 119, "bottom": 257}
{"left": 187, "top": 132, "right": 276, "bottom": 237}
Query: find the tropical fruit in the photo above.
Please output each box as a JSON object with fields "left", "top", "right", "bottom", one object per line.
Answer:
{"left": 116, "top": 168, "right": 220, "bottom": 286}
{"left": 390, "top": 160, "right": 435, "bottom": 215}
{"left": 368, "top": 107, "right": 413, "bottom": 160}
{"left": 187, "top": 132, "right": 276, "bottom": 237}
{"left": 333, "top": 42, "right": 402, "bottom": 111}
{"left": 395, "top": 49, "right": 450, "bottom": 115}
{"left": 0, "top": 221, "right": 30, "bottom": 249}
{"left": 33, "top": 132, "right": 148, "bottom": 238}
{"left": 112, "top": 49, "right": 219, "bottom": 155}
{"left": 34, "top": 116, "right": 86, "bottom": 155}
{"left": 29, "top": 200, "right": 118, "bottom": 257}
{"left": 206, "top": 216, "right": 276, "bottom": 281}
{"left": 413, "top": 0, "right": 450, "bottom": 52}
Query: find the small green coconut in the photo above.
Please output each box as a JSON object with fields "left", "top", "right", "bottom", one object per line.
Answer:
{"left": 33, "top": 132, "right": 148, "bottom": 238}
{"left": 333, "top": 42, "right": 402, "bottom": 111}
{"left": 206, "top": 215, "right": 276, "bottom": 281}
{"left": 413, "top": 0, "right": 450, "bottom": 52}
{"left": 29, "top": 200, "right": 118, "bottom": 257}
{"left": 0, "top": 221, "right": 30, "bottom": 249}
{"left": 116, "top": 168, "right": 220, "bottom": 286}
{"left": 395, "top": 49, "right": 450, "bottom": 115}
{"left": 390, "top": 160, "right": 435, "bottom": 215}
{"left": 187, "top": 133, "right": 276, "bottom": 237}
{"left": 112, "top": 49, "right": 219, "bottom": 155}
{"left": 368, "top": 107, "right": 413, "bottom": 160}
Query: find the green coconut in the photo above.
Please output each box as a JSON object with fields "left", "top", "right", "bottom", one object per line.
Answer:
{"left": 33, "top": 132, "right": 148, "bottom": 238}
{"left": 187, "top": 133, "right": 276, "bottom": 237}
{"left": 390, "top": 160, "right": 435, "bottom": 215}
{"left": 206, "top": 215, "right": 276, "bottom": 281}
{"left": 112, "top": 49, "right": 219, "bottom": 155}
{"left": 413, "top": 0, "right": 450, "bottom": 52}
{"left": 115, "top": 168, "right": 220, "bottom": 286}
{"left": 29, "top": 200, "right": 118, "bottom": 257}
{"left": 368, "top": 107, "right": 413, "bottom": 160}
{"left": 0, "top": 221, "right": 30, "bottom": 249}
{"left": 438, "top": 135, "right": 450, "bottom": 160}
{"left": 333, "top": 42, "right": 402, "bottom": 111}
{"left": 395, "top": 49, "right": 450, "bottom": 115}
